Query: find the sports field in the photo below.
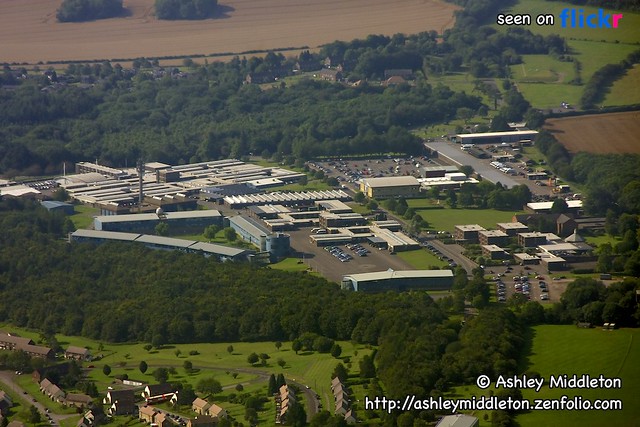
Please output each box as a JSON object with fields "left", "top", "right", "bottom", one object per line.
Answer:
{"left": 0, "top": 0, "right": 459, "bottom": 64}
{"left": 544, "top": 111, "right": 640, "bottom": 154}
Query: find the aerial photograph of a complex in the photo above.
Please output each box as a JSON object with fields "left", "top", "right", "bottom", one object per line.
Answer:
{"left": 0, "top": 0, "right": 638, "bottom": 426}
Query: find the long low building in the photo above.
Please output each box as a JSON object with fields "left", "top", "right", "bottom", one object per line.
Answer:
{"left": 94, "top": 210, "right": 223, "bottom": 233}
{"left": 341, "top": 270, "right": 454, "bottom": 292}
{"left": 455, "top": 130, "right": 538, "bottom": 144}
{"left": 224, "top": 190, "right": 350, "bottom": 208}
{"left": 70, "top": 229, "right": 250, "bottom": 261}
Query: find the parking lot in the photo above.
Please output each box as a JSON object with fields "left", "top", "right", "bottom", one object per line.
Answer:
{"left": 286, "top": 228, "right": 416, "bottom": 284}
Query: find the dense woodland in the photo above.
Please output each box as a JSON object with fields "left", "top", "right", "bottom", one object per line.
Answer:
{"left": 56, "top": 0, "right": 124, "bottom": 22}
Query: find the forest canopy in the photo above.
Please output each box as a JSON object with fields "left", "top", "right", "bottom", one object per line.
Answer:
{"left": 155, "top": 0, "right": 218, "bottom": 20}
{"left": 56, "top": 0, "right": 124, "bottom": 22}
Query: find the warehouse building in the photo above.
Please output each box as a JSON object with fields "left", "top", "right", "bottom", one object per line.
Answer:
{"left": 359, "top": 176, "right": 421, "bottom": 199}
{"left": 228, "top": 215, "right": 290, "bottom": 260}
{"left": 341, "top": 270, "right": 454, "bottom": 292}
{"left": 69, "top": 229, "right": 250, "bottom": 262}
{"left": 94, "top": 210, "right": 223, "bottom": 234}
{"left": 455, "top": 130, "right": 538, "bottom": 145}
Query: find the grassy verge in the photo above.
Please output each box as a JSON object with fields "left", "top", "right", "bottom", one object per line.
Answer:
{"left": 396, "top": 249, "right": 448, "bottom": 269}
{"left": 69, "top": 204, "right": 99, "bottom": 229}
{"left": 404, "top": 201, "right": 524, "bottom": 232}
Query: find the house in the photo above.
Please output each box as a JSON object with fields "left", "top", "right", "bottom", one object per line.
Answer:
{"left": 65, "top": 393, "right": 93, "bottom": 408}
{"left": 207, "top": 403, "right": 227, "bottom": 419}
{"left": 318, "top": 68, "right": 342, "bottom": 82}
{"left": 335, "top": 398, "right": 350, "bottom": 415}
{"left": 186, "top": 415, "right": 216, "bottom": 427}
{"left": 77, "top": 406, "right": 105, "bottom": 427}
{"left": 142, "top": 384, "right": 177, "bottom": 404}
{"left": 33, "top": 363, "right": 71, "bottom": 383}
{"left": 19, "top": 344, "right": 54, "bottom": 359}
{"left": 330, "top": 376, "right": 343, "bottom": 390}
{"left": 245, "top": 72, "right": 275, "bottom": 84}
{"left": 0, "top": 391, "right": 12, "bottom": 416}
{"left": 384, "top": 69, "right": 414, "bottom": 80}
{"left": 154, "top": 412, "right": 175, "bottom": 427}
{"left": 65, "top": 346, "right": 91, "bottom": 361}
{"left": 108, "top": 399, "right": 137, "bottom": 416}
{"left": 383, "top": 75, "right": 408, "bottom": 86}
{"left": 103, "top": 389, "right": 135, "bottom": 405}
{"left": 139, "top": 405, "right": 157, "bottom": 424}
{"left": 192, "top": 398, "right": 211, "bottom": 415}
{"left": 40, "top": 379, "right": 65, "bottom": 402}
{"left": 0, "top": 331, "right": 33, "bottom": 350}
{"left": 436, "top": 414, "right": 479, "bottom": 427}
{"left": 344, "top": 409, "right": 357, "bottom": 424}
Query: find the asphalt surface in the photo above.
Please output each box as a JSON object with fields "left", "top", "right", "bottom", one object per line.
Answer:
{"left": 424, "top": 140, "right": 521, "bottom": 188}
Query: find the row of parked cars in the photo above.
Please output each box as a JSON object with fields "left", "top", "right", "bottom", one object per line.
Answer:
{"left": 324, "top": 246, "right": 352, "bottom": 262}
{"left": 424, "top": 243, "right": 457, "bottom": 267}
{"left": 346, "top": 243, "right": 369, "bottom": 257}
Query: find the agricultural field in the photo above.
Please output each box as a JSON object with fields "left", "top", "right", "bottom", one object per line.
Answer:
{"left": 0, "top": 0, "right": 459, "bottom": 64}
{"left": 544, "top": 111, "right": 640, "bottom": 154}
{"left": 605, "top": 63, "right": 640, "bottom": 107}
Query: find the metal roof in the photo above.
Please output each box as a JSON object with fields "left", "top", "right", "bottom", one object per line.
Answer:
{"left": 344, "top": 270, "right": 453, "bottom": 282}
{"left": 361, "top": 176, "right": 420, "bottom": 187}
{"left": 72, "top": 229, "right": 141, "bottom": 241}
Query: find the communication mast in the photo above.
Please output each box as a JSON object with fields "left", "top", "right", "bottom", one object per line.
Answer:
{"left": 137, "top": 159, "right": 144, "bottom": 206}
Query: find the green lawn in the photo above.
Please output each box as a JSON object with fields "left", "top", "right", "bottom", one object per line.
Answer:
{"left": 0, "top": 324, "right": 373, "bottom": 422}
{"left": 405, "top": 202, "right": 524, "bottom": 232}
{"left": 397, "top": 249, "right": 448, "bottom": 269}
{"left": 69, "top": 204, "right": 99, "bottom": 229}
{"left": 605, "top": 63, "right": 640, "bottom": 107}
{"left": 270, "top": 257, "right": 316, "bottom": 273}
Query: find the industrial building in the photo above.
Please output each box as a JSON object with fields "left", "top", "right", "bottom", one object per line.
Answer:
{"left": 359, "top": 176, "right": 421, "bottom": 199}
{"left": 94, "top": 210, "right": 223, "bottom": 234}
{"left": 454, "top": 224, "right": 486, "bottom": 243}
{"left": 69, "top": 229, "right": 250, "bottom": 262}
{"left": 525, "top": 200, "right": 583, "bottom": 214}
{"left": 341, "top": 270, "right": 454, "bottom": 292}
{"left": 223, "top": 190, "right": 350, "bottom": 208}
{"left": 455, "top": 130, "right": 538, "bottom": 145}
{"left": 40, "top": 201, "right": 75, "bottom": 215}
{"left": 418, "top": 173, "right": 478, "bottom": 190}
{"left": 228, "top": 215, "right": 290, "bottom": 260}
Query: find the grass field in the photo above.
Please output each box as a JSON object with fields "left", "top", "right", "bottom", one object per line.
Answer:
{"left": 405, "top": 201, "right": 524, "bottom": 232}
{"left": 605, "top": 63, "right": 640, "bottom": 107}
{"left": 69, "top": 204, "right": 99, "bottom": 229}
{"left": 446, "top": 325, "right": 640, "bottom": 426}
{"left": 0, "top": 324, "right": 373, "bottom": 424}
{"left": 0, "top": 0, "right": 459, "bottom": 64}
{"left": 544, "top": 111, "right": 640, "bottom": 154}
{"left": 397, "top": 248, "right": 448, "bottom": 269}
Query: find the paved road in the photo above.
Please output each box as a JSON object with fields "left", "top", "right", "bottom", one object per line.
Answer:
{"left": 428, "top": 239, "right": 477, "bottom": 274}
{"left": 424, "top": 140, "right": 521, "bottom": 188}
{"left": 0, "top": 370, "right": 77, "bottom": 426}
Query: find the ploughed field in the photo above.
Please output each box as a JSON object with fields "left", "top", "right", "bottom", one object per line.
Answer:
{"left": 0, "top": 0, "right": 458, "bottom": 64}
{"left": 544, "top": 111, "right": 640, "bottom": 154}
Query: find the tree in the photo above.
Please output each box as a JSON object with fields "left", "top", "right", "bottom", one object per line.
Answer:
{"left": 298, "top": 175, "right": 308, "bottom": 186}
{"left": 332, "top": 363, "right": 348, "bottom": 382}
{"left": 183, "top": 360, "right": 193, "bottom": 373}
{"left": 155, "top": 0, "right": 218, "bottom": 20}
{"left": 29, "top": 405, "right": 41, "bottom": 424}
{"left": 152, "top": 334, "right": 166, "bottom": 349}
{"left": 223, "top": 227, "right": 237, "bottom": 242}
{"left": 359, "top": 355, "right": 376, "bottom": 378}
{"left": 460, "top": 165, "right": 474, "bottom": 177}
{"left": 139, "top": 360, "right": 148, "bottom": 374}
{"left": 259, "top": 353, "right": 270, "bottom": 365}
{"left": 268, "top": 374, "right": 278, "bottom": 395}
{"left": 276, "top": 373, "right": 286, "bottom": 388}
{"left": 153, "top": 367, "right": 170, "bottom": 384}
{"left": 57, "top": 0, "right": 124, "bottom": 22}
{"left": 204, "top": 225, "right": 220, "bottom": 239}
{"left": 292, "top": 339, "right": 302, "bottom": 354}
{"left": 353, "top": 191, "right": 366, "bottom": 203}
{"left": 550, "top": 198, "right": 569, "bottom": 214}
{"left": 247, "top": 352, "right": 259, "bottom": 365}
{"left": 285, "top": 401, "right": 307, "bottom": 427}
{"left": 102, "top": 364, "right": 111, "bottom": 376}
{"left": 227, "top": 345, "right": 234, "bottom": 354}
{"left": 155, "top": 221, "right": 169, "bottom": 236}
{"left": 277, "top": 358, "right": 286, "bottom": 368}
{"left": 275, "top": 341, "right": 282, "bottom": 351}
{"left": 175, "top": 348, "right": 182, "bottom": 357}
{"left": 197, "top": 377, "right": 222, "bottom": 396}
{"left": 143, "top": 344, "right": 153, "bottom": 352}
{"left": 330, "top": 343, "right": 342, "bottom": 358}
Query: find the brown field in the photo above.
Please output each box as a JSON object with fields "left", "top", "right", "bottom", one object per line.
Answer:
{"left": 544, "top": 111, "right": 640, "bottom": 154}
{"left": 0, "top": 0, "right": 458, "bottom": 64}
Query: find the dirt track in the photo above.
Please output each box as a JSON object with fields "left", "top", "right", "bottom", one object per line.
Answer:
{"left": 544, "top": 111, "right": 640, "bottom": 154}
{"left": 0, "top": 0, "right": 458, "bottom": 64}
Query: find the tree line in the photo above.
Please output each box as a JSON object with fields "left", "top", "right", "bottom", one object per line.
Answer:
{"left": 56, "top": 0, "right": 124, "bottom": 22}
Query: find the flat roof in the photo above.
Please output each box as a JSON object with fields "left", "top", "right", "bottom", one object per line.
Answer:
{"left": 71, "top": 229, "right": 141, "bottom": 241}
{"left": 229, "top": 215, "right": 271, "bottom": 237}
{"left": 479, "top": 229, "right": 509, "bottom": 237}
{"left": 96, "top": 210, "right": 221, "bottom": 223}
{"left": 456, "top": 130, "right": 539, "bottom": 138}
{"left": 455, "top": 224, "right": 486, "bottom": 231}
{"left": 135, "top": 235, "right": 195, "bottom": 248}
{"left": 497, "top": 222, "right": 528, "bottom": 229}
{"left": 527, "top": 200, "right": 583, "bottom": 210}
{"left": 344, "top": 270, "right": 453, "bottom": 282}
{"left": 188, "top": 241, "right": 247, "bottom": 257}
{"left": 481, "top": 244, "right": 507, "bottom": 252}
{"left": 361, "top": 176, "right": 420, "bottom": 187}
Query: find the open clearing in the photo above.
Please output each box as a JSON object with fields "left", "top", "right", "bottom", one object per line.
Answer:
{"left": 544, "top": 111, "right": 640, "bottom": 154}
{"left": 0, "top": 0, "right": 458, "bottom": 64}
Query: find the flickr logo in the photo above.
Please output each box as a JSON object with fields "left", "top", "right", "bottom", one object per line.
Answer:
{"left": 559, "top": 8, "right": 624, "bottom": 28}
